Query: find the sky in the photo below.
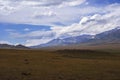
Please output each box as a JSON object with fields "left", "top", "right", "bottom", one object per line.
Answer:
{"left": 0, "top": 0, "right": 120, "bottom": 46}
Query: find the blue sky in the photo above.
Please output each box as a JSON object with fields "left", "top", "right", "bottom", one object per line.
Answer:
{"left": 0, "top": 23, "right": 51, "bottom": 44}
{"left": 0, "top": 0, "right": 120, "bottom": 46}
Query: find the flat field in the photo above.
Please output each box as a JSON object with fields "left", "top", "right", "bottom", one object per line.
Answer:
{"left": 0, "top": 48, "right": 120, "bottom": 80}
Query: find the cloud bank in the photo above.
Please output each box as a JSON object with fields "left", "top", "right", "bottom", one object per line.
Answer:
{"left": 6, "top": 3, "right": 120, "bottom": 46}
{"left": 0, "top": 0, "right": 86, "bottom": 25}
{"left": 1, "top": 0, "right": 120, "bottom": 46}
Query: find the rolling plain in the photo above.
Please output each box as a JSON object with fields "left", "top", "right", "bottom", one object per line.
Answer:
{"left": 0, "top": 46, "right": 120, "bottom": 80}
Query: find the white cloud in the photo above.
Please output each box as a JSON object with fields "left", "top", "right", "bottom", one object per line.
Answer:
{"left": 0, "top": 4, "right": 16, "bottom": 15}
{"left": 0, "top": 0, "right": 119, "bottom": 26}
{"left": 0, "top": 41, "right": 12, "bottom": 45}
{"left": 5, "top": 29, "right": 16, "bottom": 32}
{"left": 20, "top": 0, "right": 86, "bottom": 7}
{"left": 58, "top": 0, "right": 86, "bottom": 7}
{"left": 24, "top": 28, "right": 30, "bottom": 31}
{"left": 25, "top": 39, "right": 53, "bottom": 47}
{"left": 8, "top": 3, "right": 120, "bottom": 46}
{"left": 9, "top": 30, "right": 56, "bottom": 46}
{"left": 0, "top": 0, "right": 87, "bottom": 25}
{"left": 52, "top": 4, "right": 120, "bottom": 37}
{"left": 9, "top": 30, "right": 56, "bottom": 39}
{"left": 33, "top": 10, "right": 56, "bottom": 18}
{"left": 0, "top": 0, "right": 86, "bottom": 9}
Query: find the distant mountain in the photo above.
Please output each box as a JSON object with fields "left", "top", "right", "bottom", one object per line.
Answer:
{"left": 32, "top": 35, "right": 94, "bottom": 48}
{"left": 15, "top": 44, "right": 30, "bottom": 49}
{"left": 0, "top": 44, "right": 29, "bottom": 49}
{"left": 90, "top": 27, "right": 120, "bottom": 44}
{"left": 95, "top": 28, "right": 120, "bottom": 40}
{"left": 74, "top": 27, "right": 120, "bottom": 45}
{"left": 33, "top": 27, "right": 120, "bottom": 48}
{"left": 0, "top": 44, "right": 15, "bottom": 48}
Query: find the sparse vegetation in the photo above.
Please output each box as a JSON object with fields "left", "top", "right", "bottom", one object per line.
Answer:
{"left": 0, "top": 49, "right": 120, "bottom": 80}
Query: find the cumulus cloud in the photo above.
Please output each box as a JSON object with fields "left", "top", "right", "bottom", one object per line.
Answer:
{"left": 0, "top": 0, "right": 87, "bottom": 25}
{"left": 53, "top": 4, "right": 120, "bottom": 37}
{"left": 33, "top": 10, "right": 56, "bottom": 18}
{"left": 0, "top": 1, "right": 16, "bottom": 15}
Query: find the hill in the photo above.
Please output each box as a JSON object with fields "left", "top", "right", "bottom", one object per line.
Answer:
{"left": 0, "top": 44, "right": 29, "bottom": 49}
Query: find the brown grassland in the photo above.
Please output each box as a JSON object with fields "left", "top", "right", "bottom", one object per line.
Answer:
{"left": 0, "top": 47, "right": 120, "bottom": 80}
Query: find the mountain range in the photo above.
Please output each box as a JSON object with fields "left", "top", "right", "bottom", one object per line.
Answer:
{"left": 0, "top": 27, "right": 120, "bottom": 49}
{"left": 32, "top": 27, "right": 120, "bottom": 48}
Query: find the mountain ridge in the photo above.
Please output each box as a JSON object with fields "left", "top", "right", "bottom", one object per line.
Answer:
{"left": 0, "top": 44, "right": 29, "bottom": 49}
{"left": 32, "top": 27, "right": 120, "bottom": 48}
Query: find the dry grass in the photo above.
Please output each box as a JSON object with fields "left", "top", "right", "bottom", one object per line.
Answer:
{"left": 0, "top": 49, "right": 120, "bottom": 80}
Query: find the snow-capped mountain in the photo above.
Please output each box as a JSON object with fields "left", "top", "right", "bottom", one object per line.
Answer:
{"left": 33, "top": 27, "right": 120, "bottom": 48}
{"left": 94, "top": 27, "right": 120, "bottom": 42}
{"left": 33, "top": 35, "right": 94, "bottom": 48}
